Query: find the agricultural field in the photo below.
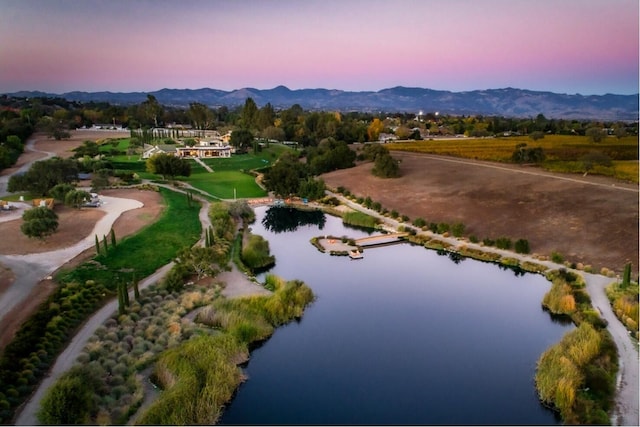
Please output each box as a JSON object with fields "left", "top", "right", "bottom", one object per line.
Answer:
{"left": 387, "top": 134, "right": 639, "bottom": 183}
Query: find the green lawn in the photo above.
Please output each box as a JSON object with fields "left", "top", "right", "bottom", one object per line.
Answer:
{"left": 57, "top": 187, "right": 202, "bottom": 287}
{"left": 183, "top": 144, "right": 294, "bottom": 199}
{"left": 106, "top": 142, "right": 295, "bottom": 199}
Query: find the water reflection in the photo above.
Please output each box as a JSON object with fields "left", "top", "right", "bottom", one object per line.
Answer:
{"left": 261, "top": 206, "right": 326, "bottom": 233}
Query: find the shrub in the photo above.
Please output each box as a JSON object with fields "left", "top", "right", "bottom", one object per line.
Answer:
{"left": 551, "top": 251, "right": 564, "bottom": 263}
{"left": 515, "top": 239, "right": 530, "bottom": 254}
{"left": 451, "top": 222, "right": 465, "bottom": 238}
{"left": 495, "top": 237, "right": 512, "bottom": 250}
{"left": 412, "top": 217, "right": 426, "bottom": 228}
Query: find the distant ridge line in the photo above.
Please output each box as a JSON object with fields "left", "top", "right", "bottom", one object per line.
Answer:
{"left": 4, "top": 86, "right": 638, "bottom": 120}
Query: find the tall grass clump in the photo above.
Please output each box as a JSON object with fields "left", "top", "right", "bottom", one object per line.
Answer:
{"left": 136, "top": 334, "right": 247, "bottom": 425}
{"left": 342, "top": 211, "right": 379, "bottom": 229}
{"left": 536, "top": 269, "right": 618, "bottom": 424}
{"left": 605, "top": 279, "right": 639, "bottom": 339}
{"left": 137, "top": 275, "right": 314, "bottom": 425}
{"left": 241, "top": 233, "right": 275, "bottom": 272}
{"left": 535, "top": 323, "right": 615, "bottom": 424}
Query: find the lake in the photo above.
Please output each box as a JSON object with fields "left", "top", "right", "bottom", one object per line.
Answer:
{"left": 219, "top": 206, "right": 570, "bottom": 425}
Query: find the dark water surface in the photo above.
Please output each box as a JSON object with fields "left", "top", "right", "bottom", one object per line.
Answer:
{"left": 220, "top": 207, "right": 570, "bottom": 425}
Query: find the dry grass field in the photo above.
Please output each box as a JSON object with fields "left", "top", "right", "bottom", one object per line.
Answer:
{"left": 322, "top": 150, "right": 638, "bottom": 276}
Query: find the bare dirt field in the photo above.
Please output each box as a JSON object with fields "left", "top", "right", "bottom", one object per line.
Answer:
{"left": 0, "top": 207, "right": 106, "bottom": 255}
{"left": 322, "top": 151, "right": 639, "bottom": 276}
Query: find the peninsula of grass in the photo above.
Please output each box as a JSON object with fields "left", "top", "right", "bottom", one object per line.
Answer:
{"left": 342, "top": 210, "right": 379, "bottom": 229}
{"left": 136, "top": 275, "right": 314, "bottom": 425}
{"left": 535, "top": 269, "right": 617, "bottom": 424}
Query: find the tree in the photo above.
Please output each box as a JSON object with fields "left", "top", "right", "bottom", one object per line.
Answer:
{"left": 298, "top": 177, "right": 326, "bottom": 200}
{"left": 256, "top": 102, "right": 275, "bottom": 130}
{"left": 529, "top": 131, "right": 545, "bottom": 141}
{"left": 140, "top": 94, "right": 163, "bottom": 127}
{"left": 372, "top": 151, "right": 400, "bottom": 178}
{"left": 8, "top": 157, "right": 79, "bottom": 196}
{"left": 367, "top": 118, "right": 384, "bottom": 141}
{"left": 229, "top": 129, "right": 254, "bottom": 153}
{"left": 37, "top": 365, "right": 102, "bottom": 424}
{"left": 187, "top": 102, "right": 214, "bottom": 130}
{"left": 146, "top": 153, "right": 191, "bottom": 180}
{"left": 261, "top": 125, "right": 285, "bottom": 141}
{"left": 175, "top": 246, "right": 221, "bottom": 280}
{"left": 586, "top": 127, "right": 605, "bottom": 143}
{"left": 240, "top": 97, "right": 258, "bottom": 129}
{"left": 621, "top": 262, "right": 632, "bottom": 288}
{"left": 21, "top": 207, "right": 59, "bottom": 240}
{"left": 511, "top": 143, "right": 545, "bottom": 163}
{"left": 64, "top": 189, "right": 91, "bottom": 209}
{"left": 49, "top": 183, "right": 76, "bottom": 202}
{"left": 263, "top": 152, "right": 308, "bottom": 197}
{"left": 5, "top": 135, "right": 23, "bottom": 153}
{"left": 613, "top": 125, "right": 627, "bottom": 139}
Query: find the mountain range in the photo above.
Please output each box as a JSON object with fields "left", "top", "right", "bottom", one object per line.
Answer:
{"left": 5, "top": 86, "right": 638, "bottom": 120}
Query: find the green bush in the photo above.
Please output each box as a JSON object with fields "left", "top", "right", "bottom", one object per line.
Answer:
{"left": 451, "top": 222, "right": 465, "bottom": 237}
{"left": 412, "top": 217, "right": 426, "bottom": 228}
{"left": 515, "top": 239, "right": 530, "bottom": 254}
{"left": 495, "top": 237, "right": 512, "bottom": 250}
{"left": 551, "top": 251, "right": 564, "bottom": 263}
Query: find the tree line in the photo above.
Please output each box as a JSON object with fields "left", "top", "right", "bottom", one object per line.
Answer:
{"left": 2, "top": 94, "right": 636, "bottom": 151}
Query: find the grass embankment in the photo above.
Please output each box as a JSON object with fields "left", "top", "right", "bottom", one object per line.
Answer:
{"left": 605, "top": 281, "right": 639, "bottom": 340}
{"left": 535, "top": 270, "right": 617, "bottom": 424}
{"left": 137, "top": 275, "right": 314, "bottom": 425}
{"left": 387, "top": 134, "right": 639, "bottom": 182}
{"left": 0, "top": 187, "right": 201, "bottom": 424}
{"left": 241, "top": 232, "right": 275, "bottom": 273}
{"left": 342, "top": 210, "right": 379, "bottom": 228}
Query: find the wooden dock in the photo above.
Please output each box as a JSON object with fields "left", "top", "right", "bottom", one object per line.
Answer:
{"left": 354, "top": 232, "right": 409, "bottom": 247}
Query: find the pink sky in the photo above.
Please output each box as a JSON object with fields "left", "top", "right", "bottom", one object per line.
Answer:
{"left": 0, "top": 0, "right": 638, "bottom": 95}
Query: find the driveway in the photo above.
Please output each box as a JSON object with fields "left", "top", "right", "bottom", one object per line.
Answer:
{"left": 0, "top": 196, "right": 143, "bottom": 328}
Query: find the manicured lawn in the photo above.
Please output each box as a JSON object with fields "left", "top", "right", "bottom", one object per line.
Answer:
{"left": 58, "top": 187, "right": 202, "bottom": 286}
{"left": 184, "top": 169, "right": 266, "bottom": 199}
{"left": 106, "top": 142, "right": 295, "bottom": 198}
{"left": 184, "top": 144, "right": 294, "bottom": 199}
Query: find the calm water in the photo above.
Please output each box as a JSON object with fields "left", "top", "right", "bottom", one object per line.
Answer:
{"left": 219, "top": 207, "right": 570, "bottom": 425}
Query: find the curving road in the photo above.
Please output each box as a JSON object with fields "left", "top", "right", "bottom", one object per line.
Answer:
{"left": 0, "top": 196, "right": 143, "bottom": 329}
{"left": 0, "top": 136, "right": 54, "bottom": 198}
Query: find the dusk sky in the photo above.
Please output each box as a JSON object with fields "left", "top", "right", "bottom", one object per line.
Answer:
{"left": 1, "top": 0, "right": 638, "bottom": 95}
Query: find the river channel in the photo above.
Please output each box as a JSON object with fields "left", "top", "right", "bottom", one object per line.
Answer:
{"left": 219, "top": 206, "right": 572, "bottom": 425}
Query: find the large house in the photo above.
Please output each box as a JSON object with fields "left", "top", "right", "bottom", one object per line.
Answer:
{"left": 175, "top": 140, "right": 233, "bottom": 158}
{"left": 142, "top": 144, "right": 178, "bottom": 159}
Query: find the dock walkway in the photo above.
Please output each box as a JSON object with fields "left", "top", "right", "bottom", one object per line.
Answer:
{"left": 355, "top": 232, "right": 409, "bottom": 247}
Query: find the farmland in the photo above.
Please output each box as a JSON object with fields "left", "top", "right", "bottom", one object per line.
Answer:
{"left": 387, "top": 134, "right": 638, "bottom": 183}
